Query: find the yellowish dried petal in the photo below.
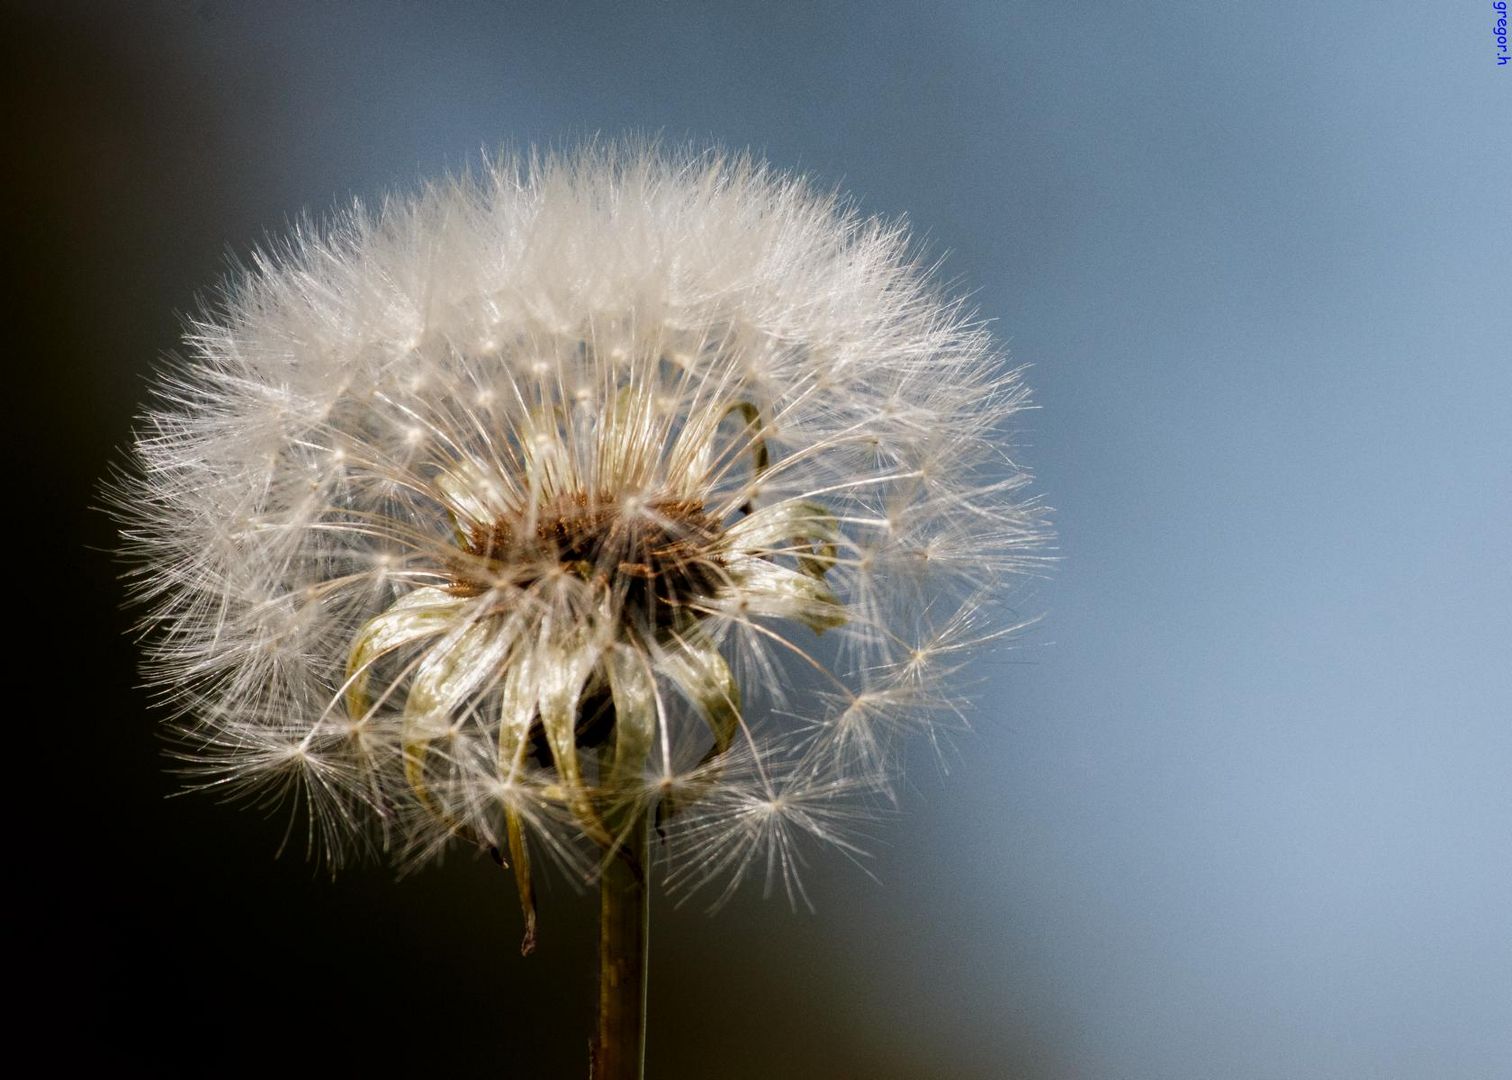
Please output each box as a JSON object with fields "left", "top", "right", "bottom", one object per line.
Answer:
{"left": 721, "top": 556, "right": 847, "bottom": 634}
{"left": 346, "top": 587, "right": 468, "bottom": 722}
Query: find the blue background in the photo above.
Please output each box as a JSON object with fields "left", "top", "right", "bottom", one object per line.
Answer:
{"left": 25, "top": 3, "right": 1509, "bottom": 1076}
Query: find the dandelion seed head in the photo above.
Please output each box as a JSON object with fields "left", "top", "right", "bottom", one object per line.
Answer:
{"left": 111, "top": 141, "right": 1051, "bottom": 910}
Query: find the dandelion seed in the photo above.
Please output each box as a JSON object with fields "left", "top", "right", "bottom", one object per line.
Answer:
{"left": 109, "top": 141, "right": 1051, "bottom": 1079}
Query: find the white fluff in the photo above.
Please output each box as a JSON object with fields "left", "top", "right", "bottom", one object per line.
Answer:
{"left": 113, "top": 142, "right": 1051, "bottom": 915}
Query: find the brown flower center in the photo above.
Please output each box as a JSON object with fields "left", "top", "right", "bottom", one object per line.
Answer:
{"left": 446, "top": 492, "right": 727, "bottom": 629}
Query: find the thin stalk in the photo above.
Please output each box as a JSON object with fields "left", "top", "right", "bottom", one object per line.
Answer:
{"left": 593, "top": 785, "right": 650, "bottom": 1079}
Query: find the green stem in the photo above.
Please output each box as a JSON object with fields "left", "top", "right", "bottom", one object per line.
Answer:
{"left": 593, "top": 797, "right": 650, "bottom": 1079}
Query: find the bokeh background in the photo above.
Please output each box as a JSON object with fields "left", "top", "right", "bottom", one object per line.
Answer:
{"left": 18, "top": 2, "right": 1509, "bottom": 1077}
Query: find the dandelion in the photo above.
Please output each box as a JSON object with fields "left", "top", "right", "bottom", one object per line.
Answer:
{"left": 111, "top": 142, "right": 1051, "bottom": 1078}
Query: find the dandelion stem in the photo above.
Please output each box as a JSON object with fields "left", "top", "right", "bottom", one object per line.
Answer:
{"left": 593, "top": 771, "right": 650, "bottom": 1080}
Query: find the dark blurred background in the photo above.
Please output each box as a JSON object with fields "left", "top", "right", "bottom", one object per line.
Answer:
{"left": 15, "top": 2, "right": 1509, "bottom": 1077}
